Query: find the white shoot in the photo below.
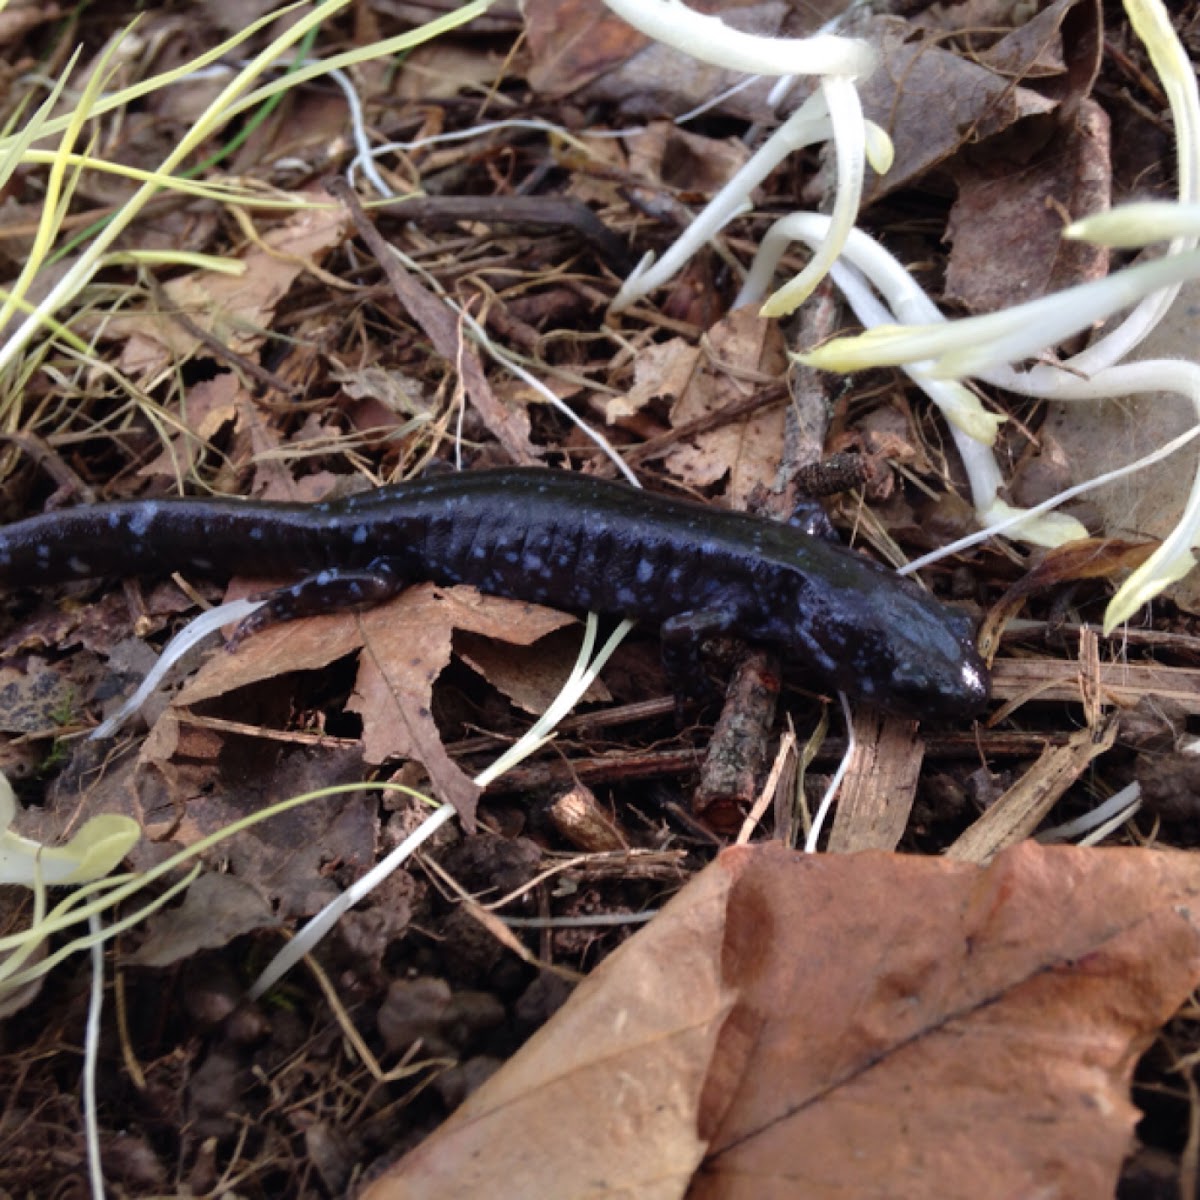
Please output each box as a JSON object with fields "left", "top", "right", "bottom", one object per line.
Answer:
{"left": 610, "top": 89, "right": 841, "bottom": 313}
{"left": 83, "top": 914, "right": 105, "bottom": 1200}
{"left": 798, "top": 248, "right": 1200, "bottom": 377}
{"left": 1037, "top": 780, "right": 1143, "bottom": 843}
{"left": 776, "top": 0, "right": 1200, "bottom": 625}
{"left": 601, "top": 0, "right": 881, "bottom": 314}
{"left": 760, "top": 76, "right": 867, "bottom": 317}
{"left": 601, "top": 0, "right": 874, "bottom": 77}
{"left": 899, "top": 412, "right": 1200, "bottom": 578}
{"left": 248, "top": 801, "right": 458, "bottom": 1000}
{"left": 88, "top": 597, "right": 265, "bottom": 739}
{"left": 738, "top": 214, "right": 1089, "bottom": 544}
{"left": 804, "top": 692, "right": 855, "bottom": 853}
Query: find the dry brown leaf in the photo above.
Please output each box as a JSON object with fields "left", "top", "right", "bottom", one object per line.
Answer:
{"left": 98, "top": 198, "right": 349, "bottom": 378}
{"left": 523, "top": 0, "right": 649, "bottom": 97}
{"left": 394, "top": 40, "right": 504, "bottom": 102}
{"left": 125, "top": 872, "right": 278, "bottom": 967}
{"left": 525, "top": 0, "right": 799, "bottom": 121}
{"left": 859, "top": 0, "right": 1101, "bottom": 212}
{"left": 135, "top": 371, "right": 248, "bottom": 482}
{"left": 241, "top": 406, "right": 346, "bottom": 503}
{"left": 173, "top": 610, "right": 363, "bottom": 702}
{"left": 974, "top": 0, "right": 1102, "bottom": 100}
{"left": 368, "top": 841, "right": 1200, "bottom": 1200}
{"left": 160, "top": 742, "right": 380, "bottom": 919}
{"left": 455, "top": 627, "right": 610, "bottom": 715}
{"left": 603, "top": 337, "right": 699, "bottom": 425}
{"left": 945, "top": 100, "right": 1110, "bottom": 313}
{"left": 979, "top": 537, "right": 1155, "bottom": 653}
{"left": 857, "top": 16, "right": 1057, "bottom": 203}
{"left": 166, "top": 585, "right": 576, "bottom": 828}
{"left": 347, "top": 589, "right": 572, "bottom": 826}
{"left": 623, "top": 121, "right": 752, "bottom": 200}
{"left": 662, "top": 306, "right": 788, "bottom": 505}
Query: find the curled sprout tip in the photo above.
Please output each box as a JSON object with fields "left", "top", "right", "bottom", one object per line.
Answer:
{"left": 1104, "top": 546, "right": 1198, "bottom": 634}
{"left": 1066, "top": 202, "right": 1200, "bottom": 248}
{"left": 981, "top": 500, "right": 1090, "bottom": 550}
{"left": 864, "top": 121, "right": 894, "bottom": 176}
{"left": 0, "top": 775, "right": 138, "bottom": 888}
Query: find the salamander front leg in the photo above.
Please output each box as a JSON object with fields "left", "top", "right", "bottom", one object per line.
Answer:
{"left": 660, "top": 608, "right": 738, "bottom": 718}
{"left": 787, "top": 498, "right": 838, "bottom": 541}
{"left": 228, "top": 559, "right": 407, "bottom": 647}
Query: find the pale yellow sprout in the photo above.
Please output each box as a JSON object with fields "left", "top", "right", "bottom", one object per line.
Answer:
{"left": 1066, "top": 202, "right": 1200, "bottom": 247}
{"left": 0, "top": 773, "right": 137, "bottom": 889}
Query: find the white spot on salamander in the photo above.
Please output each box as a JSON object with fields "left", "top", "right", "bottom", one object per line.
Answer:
{"left": 635, "top": 558, "right": 654, "bottom": 584}
{"left": 69, "top": 556, "right": 91, "bottom": 575}
{"left": 127, "top": 504, "right": 157, "bottom": 537}
{"left": 353, "top": 525, "right": 369, "bottom": 544}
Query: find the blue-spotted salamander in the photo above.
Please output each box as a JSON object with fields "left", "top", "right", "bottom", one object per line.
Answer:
{"left": 0, "top": 468, "right": 990, "bottom": 717}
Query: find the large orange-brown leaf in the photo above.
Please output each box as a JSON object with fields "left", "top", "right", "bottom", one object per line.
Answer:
{"left": 366, "top": 841, "right": 1200, "bottom": 1199}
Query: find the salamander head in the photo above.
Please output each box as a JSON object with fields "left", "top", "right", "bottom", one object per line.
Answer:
{"left": 794, "top": 571, "right": 991, "bottom": 719}
{"left": 847, "top": 617, "right": 991, "bottom": 719}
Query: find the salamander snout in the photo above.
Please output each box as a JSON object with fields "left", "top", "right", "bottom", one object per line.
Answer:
{"left": 917, "top": 645, "right": 991, "bottom": 718}
{"left": 859, "top": 614, "right": 991, "bottom": 719}
{"left": 852, "top": 638, "right": 991, "bottom": 719}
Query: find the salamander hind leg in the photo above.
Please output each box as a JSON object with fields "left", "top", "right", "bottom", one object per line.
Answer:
{"left": 660, "top": 608, "right": 738, "bottom": 719}
{"left": 228, "top": 560, "right": 407, "bottom": 648}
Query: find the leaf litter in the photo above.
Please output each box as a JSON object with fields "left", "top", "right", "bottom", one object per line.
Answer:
{"left": 0, "top": 1, "right": 1199, "bottom": 1197}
